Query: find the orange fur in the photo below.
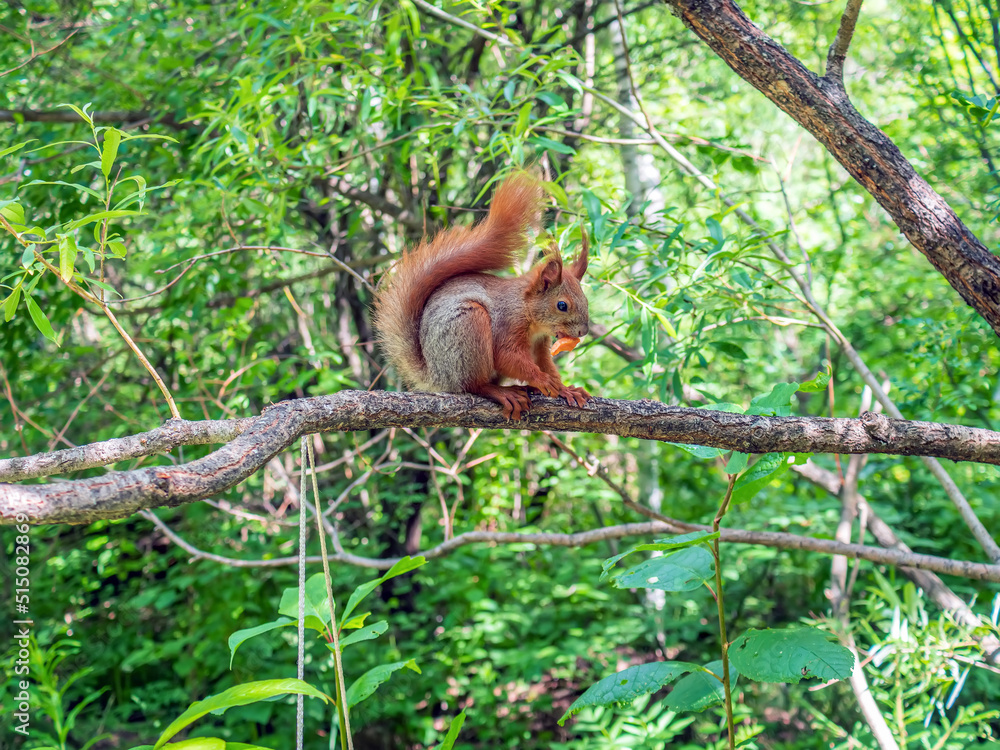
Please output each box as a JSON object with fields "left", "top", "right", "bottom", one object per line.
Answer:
{"left": 372, "top": 173, "right": 594, "bottom": 418}
{"left": 373, "top": 174, "right": 543, "bottom": 386}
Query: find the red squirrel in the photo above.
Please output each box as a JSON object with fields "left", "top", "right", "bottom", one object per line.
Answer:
{"left": 373, "top": 173, "right": 593, "bottom": 420}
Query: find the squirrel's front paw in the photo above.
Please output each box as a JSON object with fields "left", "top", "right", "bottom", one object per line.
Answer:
{"left": 559, "top": 385, "right": 592, "bottom": 408}
{"left": 530, "top": 374, "right": 561, "bottom": 398}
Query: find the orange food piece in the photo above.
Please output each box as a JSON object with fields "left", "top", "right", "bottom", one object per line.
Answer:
{"left": 551, "top": 336, "right": 581, "bottom": 356}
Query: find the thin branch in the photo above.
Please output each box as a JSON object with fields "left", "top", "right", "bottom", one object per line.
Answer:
{"left": 825, "top": 0, "right": 864, "bottom": 84}
{"left": 408, "top": 0, "right": 515, "bottom": 47}
{"left": 0, "top": 30, "right": 79, "bottom": 78}
{"left": 794, "top": 459, "right": 1000, "bottom": 664}
{"left": 139, "top": 510, "right": 1000, "bottom": 582}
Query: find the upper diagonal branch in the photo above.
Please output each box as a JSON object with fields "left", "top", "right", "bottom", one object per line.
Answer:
{"left": 662, "top": 0, "right": 1000, "bottom": 337}
{"left": 2, "top": 390, "right": 1000, "bottom": 525}
{"left": 825, "top": 0, "right": 864, "bottom": 84}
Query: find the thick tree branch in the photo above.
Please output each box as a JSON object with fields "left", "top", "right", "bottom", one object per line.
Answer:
{"left": 661, "top": 0, "right": 1000, "bottom": 338}
{"left": 3, "top": 391, "right": 1000, "bottom": 526}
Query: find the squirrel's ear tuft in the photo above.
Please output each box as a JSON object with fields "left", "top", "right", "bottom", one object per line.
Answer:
{"left": 568, "top": 229, "right": 589, "bottom": 280}
{"left": 534, "top": 257, "right": 563, "bottom": 292}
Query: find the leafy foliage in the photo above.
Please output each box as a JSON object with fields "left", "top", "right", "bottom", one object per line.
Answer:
{"left": 2, "top": 0, "right": 1000, "bottom": 747}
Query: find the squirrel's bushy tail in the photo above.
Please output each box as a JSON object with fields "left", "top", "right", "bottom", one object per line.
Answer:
{"left": 374, "top": 173, "right": 544, "bottom": 386}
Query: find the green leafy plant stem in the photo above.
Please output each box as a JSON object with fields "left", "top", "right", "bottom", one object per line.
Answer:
{"left": 308, "top": 438, "right": 354, "bottom": 750}
{"left": 713, "top": 473, "right": 738, "bottom": 750}
{"left": 0, "top": 211, "right": 181, "bottom": 420}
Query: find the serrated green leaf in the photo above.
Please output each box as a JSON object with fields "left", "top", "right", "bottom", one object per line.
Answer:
{"left": 798, "top": 365, "right": 832, "bottom": 393}
{"left": 25, "top": 295, "right": 56, "bottom": 343}
{"left": 101, "top": 128, "right": 122, "bottom": 178}
{"left": 152, "top": 679, "right": 332, "bottom": 748}
{"left": 669, "top": 443, "right": 724, "bottom": 459}
{"left": 601, "top": 531, "right": 718, "bottom": 579}
{"left": 747, "top": 382, "right": 799, "bottom": 416}
{"left": 558, "top": 661, "right": 695, "bottom": 725}
{"left": 725, "top": 451, "right": 749, "bottom": 474}
{"left": 731, "top": 453, "right": 790, "bottom": 504}
{"left": 729, "top": 627, "right": 855, "bottom": 683}
{"left": 664, "top": 659, "right": 737, "bottom": 712}
{"left": 611, "top": 547, "right": 715, "bottom": 592}
{"left": 58, "top": 234, "right": 79, "bottom": 283}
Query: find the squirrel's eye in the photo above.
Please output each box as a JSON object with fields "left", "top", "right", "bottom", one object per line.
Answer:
{"left": 557, "top": 301, "right": 568, "bottom": 312}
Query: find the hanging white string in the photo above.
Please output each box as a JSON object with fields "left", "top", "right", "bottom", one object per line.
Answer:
{"left": 296, "top": 435, "right": 308, "bottom": 750}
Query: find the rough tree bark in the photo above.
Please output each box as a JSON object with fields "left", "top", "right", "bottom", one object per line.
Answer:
{"left": 4, "top": 391, "right": 1000, "bottom": 525}
{"left": 661, "top": 0, "right": 1000, "bottom": 337}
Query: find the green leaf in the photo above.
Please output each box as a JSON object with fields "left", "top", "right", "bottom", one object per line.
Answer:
{"left": 227, "top": 617, "right": 296, "bottom": 668}
{"left": 153, "top": 679, "right": 332, "bottom": 748}
{"left": 558, "top": 661, "right": 695, "bottom": 725}
{"left": 747, "top": 382, "right": 799, "bottom": 416}
{"left": 58, "top": 234, "right": 79, "bottom": 283}
{"left": 66, "top": 209, "right": 140, "bottom": 231}
{"left": 536, "top": 91, "right": 566, "bottom": 108}
{"left": 346, "top": 659, "right": 420, "bottom": 708}
{"left": 3, "top": 287, "right": 20, "bottom": 322}
{"left": 101, "top": 128, "right": 122, "bottom": 178}
{"left": 20, "top": 246, "right": 35, "bottom": 269}
{"left": 669, "top": 443, "right": 724, "bottom": 459}
{"left": 340, "top": 556, "right": 426, "bottom": 625}
{"left": 25, "top": 295, "right": 57, "bottom": 343}
{"left": 1, "top": 201, "right": 25, "bottom": 226}
{"left": 157, "top": 739, "right": 225, "bottom": 749}
{"left": 610, "top": 547, "right": 715, "bottom": 592}
{"left": 731, "top": 453, "right": 790, "bottom": 504}
{"left": 527, "top": 135, "right": 575, "bottom": 155}
{"left": 664, "top": 659, "right": 737, "bottom": 712}
{"left": 434, "top": 711, "right": 466, "bottom": 750}
{"left": 278, "top": 572, "right": 334, "bottom": 630}
{"left": 601, "top": 531, "right": 718, "bottom": 579}
{"left": 711, "top": 341, "right": 747, "bottom": 361}
{"left": 337, "top": 620, "right": 388, "bottom": 649}
{"left": 108, "top": 240, "right": 127, "bottom": 258}
{"left": 729, "top": 627, "right": 855, "bottom": 683}
{"left": 0, "top": 140, "right": 34, "bottom": 159}
{"left": 58, "top": 102, "right": 94, "bottom": 125}
{"left": 725, "top": 451, "right": 749, "bottom": 474}
{"left": 515, "top": 101, "right": 532, "bottom": 136}
{"left": 23, "top": 179, "right": 104, "bottom": 202}
{"left": 797, "top": 365, "right": 831, "bottom": 393}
